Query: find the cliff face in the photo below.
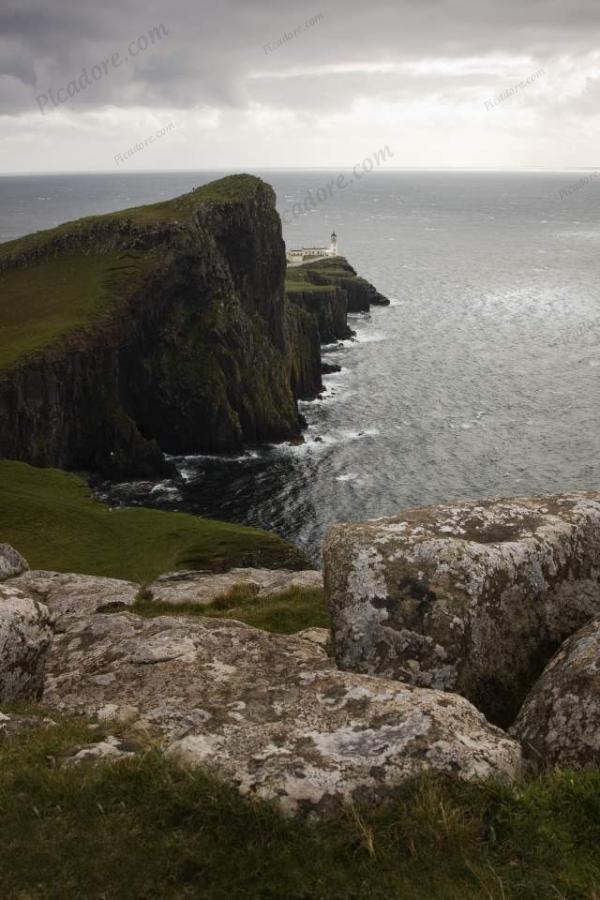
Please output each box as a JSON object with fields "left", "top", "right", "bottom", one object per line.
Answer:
{"left": 286, "top": 284, "right": 351, "bottom": 344}
{"left": 285, "top": 256, "right": 389, "bottom": 342}
{"left": 0, "top": 177, "right": 317, "bottom": 478}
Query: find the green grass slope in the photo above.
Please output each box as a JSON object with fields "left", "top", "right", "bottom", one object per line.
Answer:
{"left": 0, "top": 174, "right": 269, "bottom": 374}
{"left": 1, "top": 713, "right": 599, "bottom": 900}
{"left": 0, "top": 460, "right": 309, "bottom": 581}
{"left": 285, "top": 262, "right": 338, "bottom": 296}
{"left": 0, "top": 253, "right": 158, "bottom": 370}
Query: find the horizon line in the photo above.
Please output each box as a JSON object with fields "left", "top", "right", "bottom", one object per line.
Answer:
{"left": 1, "top": 165, "right": 599, "bottom": 177}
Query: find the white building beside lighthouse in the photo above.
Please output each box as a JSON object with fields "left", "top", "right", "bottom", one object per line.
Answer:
{"left": 286, "top": 232, "right": 339, "bottom": 265}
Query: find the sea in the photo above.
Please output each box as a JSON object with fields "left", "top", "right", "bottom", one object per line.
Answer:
{"left": 1, "top": 169, "right": 599, "bottom": 561}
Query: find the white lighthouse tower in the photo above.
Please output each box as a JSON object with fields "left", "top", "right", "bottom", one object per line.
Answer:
{"left": 329, "top": 231, "right": 338, "bottom": 256}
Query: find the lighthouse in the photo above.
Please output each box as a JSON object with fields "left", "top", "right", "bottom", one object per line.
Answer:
{"left": 329, "top": 231, "right": 338, "bottom": 256}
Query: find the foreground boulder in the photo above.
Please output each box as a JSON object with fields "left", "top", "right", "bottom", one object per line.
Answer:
{"left": 42, "top": 611, "right": 520, "bottom": 814}
{"left": 324, "top": 493, "right": 600, "bottom": 726}
{"left": 147, "top": 568, "right": 322, "bottom": 606}
{"left": 511, "top": 619, "right": 600, "bottom": 769}
{"left": 0, "top": 544, "right": 29, "bottom": 581}
{"left": 0, "top": 584, "right": 53, "bottom": 702}
{"left": 9, "top": 571, "right": 138, "bottom": 628}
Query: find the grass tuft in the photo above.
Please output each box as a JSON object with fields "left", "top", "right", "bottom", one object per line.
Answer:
{"left": 0, "top": 713, "right": 599, "bottom": 899}
{"left": 134, "top": 585, "right": 329, "bottom": 634}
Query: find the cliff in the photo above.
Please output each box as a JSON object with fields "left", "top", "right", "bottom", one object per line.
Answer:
{"left": 0, "top": 176, "right": 388, "bottom": 479}
{"left": 0, "top": 176, "right": 322, "bottom": 478}
{"left": 286, "top": 256, "right": 389, "bottom": 341}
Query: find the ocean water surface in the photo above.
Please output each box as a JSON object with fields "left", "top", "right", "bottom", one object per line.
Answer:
{"left": 1, "top": 169, "right": 599, "bottom": 559}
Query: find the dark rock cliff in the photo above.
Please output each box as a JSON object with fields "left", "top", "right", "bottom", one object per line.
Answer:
{"left": 285, "top": 256, "right": 389, "bottom": 342}
{"left": 0, "top": 176, "right": 388, "bottom": 479}
{"left": 0, "top": 177, "right": 317, "bottom": 478}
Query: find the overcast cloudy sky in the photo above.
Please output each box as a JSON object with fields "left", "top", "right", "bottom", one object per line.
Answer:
{"left": 1, "top": 0, "right": 599, "bottom": 173}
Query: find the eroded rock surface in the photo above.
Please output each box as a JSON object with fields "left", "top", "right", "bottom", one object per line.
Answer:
{"left": 42, "top": 611, "right": 520, "bottom": 814}
{"left": 61, "top": 735, "right": 142, "bottom": 765}
{"left": 0, "top": 544, "right": 29, "bottom": 581}
{"left": 9, "top": 570, "right": 138, "bottom": 628}
{"left": 324, "top": 493, "right": 600, "bottom": 726}
{"left": 147, "top": 568, "right": 322, "bottom": 607}
{"left": 296, "top": 627, "right": 331, "bottom": 654}
{"left": 511, "top": 618, "right": 600, "bottom": 769}
{"left": 0, "top": 584, "right": 53, "bottom": 702}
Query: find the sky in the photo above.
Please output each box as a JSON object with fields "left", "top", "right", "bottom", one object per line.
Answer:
{"left": 0, "top": 0, "right": 599, "bottom": 173}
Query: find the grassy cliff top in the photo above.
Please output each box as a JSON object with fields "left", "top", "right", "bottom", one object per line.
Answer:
{"left": 0, "top": 460, "right": 309, "bottom": 581}
{"left": 0, "top": 175, "right": 270, "bottom": 373}
{"left": 0, "top": 253, "right": 159, "bottom": 371}
{"left": 285, "top": 255, "right": 355, "bottom": 296}
{"left": 0, "top": 174, "right": 268, "bottom": 261}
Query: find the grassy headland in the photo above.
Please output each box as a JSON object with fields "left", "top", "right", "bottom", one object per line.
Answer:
{"left": 285, "top": 257, "right": 350, "bottom": 297}
{"left": 0, "top": 175, "right": 270, "bottom": 374}
{"left": 0, "top": 174, "right": 263, "bottom": 262}
{"left": 0, "top": 460, "right": 309, "bottom": 582}
{"left": 0, "top": 253, "right": 159, "bottom": 370}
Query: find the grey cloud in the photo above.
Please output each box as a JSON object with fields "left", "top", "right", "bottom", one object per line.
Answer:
{"left": 1, "top": 0, "right": 599, "bottom": 116}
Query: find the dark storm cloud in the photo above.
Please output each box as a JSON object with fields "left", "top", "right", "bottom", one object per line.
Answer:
{"left": 1, "top": 0, "right": 599, "bottom": 116}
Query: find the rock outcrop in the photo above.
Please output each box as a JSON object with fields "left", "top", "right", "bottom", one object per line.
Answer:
{"left": 146, "top": 567, "right": 322, "bottom": 607}
{"left": 9, "top": 570, "right": 138, "bottom": 627}
{"left": 324, "top": 492, "right": 600, "bottom": 726}
{"left": 0, "top": 543, "right": 28, "bottom": 581}
{"left": 42, "top": 609, "right": 521, "bottom": 814}
{"left": 511, "top": 618, "right": 600, "bottom": 769}
{"left": 0, "top": 583, "right": 53, "bottom": 702}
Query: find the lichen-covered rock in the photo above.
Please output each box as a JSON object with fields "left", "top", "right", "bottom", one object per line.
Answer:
{"left": 0, "top": 544, "right": 29, "bottom": 581}
{"left": 9, "top": 570, "right": 138, "bottom": 628}
{"left": 295, "top": 627, "right": 331, "bottom": 654}
{"left": 61, "top": 735, "right": 142, "bottom": 765}
{"left": 42, "top": 611, "right": 520, "bottom": 815}
{"left": 147, "top": 568, "right": 322, "bottom": 607}
{"left": 511, "top": 619, "right": 600, "bottom": 769}
{"left": 0, "top": 584, "right": 53, "bottom": 702}
{"left": 324, "top": 492, "right": 600, "bottom": 726}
